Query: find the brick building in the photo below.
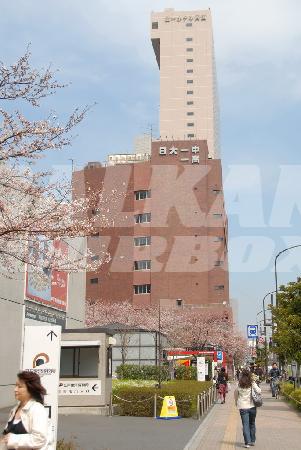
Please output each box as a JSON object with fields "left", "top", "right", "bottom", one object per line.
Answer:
{"left": 74, "top": 139, "right": 229, "bottom": 311}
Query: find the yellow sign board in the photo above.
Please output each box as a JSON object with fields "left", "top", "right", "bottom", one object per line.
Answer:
{"left": 158, "top": 396, "right": 181, "bottom": 420}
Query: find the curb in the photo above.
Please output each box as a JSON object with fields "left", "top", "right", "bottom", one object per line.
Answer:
{"left": 183, "top": 403, "right": 216, "bottom": 450}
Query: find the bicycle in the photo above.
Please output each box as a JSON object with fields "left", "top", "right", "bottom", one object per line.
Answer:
{"left": 271, "top": 377, "right": 281, "bottom": 399}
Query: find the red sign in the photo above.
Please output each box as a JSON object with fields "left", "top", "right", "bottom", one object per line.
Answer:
{"left": 25, "top": 240, "right": 68, "bottom": 311}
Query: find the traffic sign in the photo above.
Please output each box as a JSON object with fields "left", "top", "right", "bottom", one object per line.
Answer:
{"left": 217, "top": 351, "right": 223, "bottom": 361}
{"left": 247, "top": 324, "right": 258, "bottom": 338}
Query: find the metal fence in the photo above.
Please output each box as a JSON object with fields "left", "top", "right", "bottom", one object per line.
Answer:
{"left": 196, "top": 385, "right": 217, "bottom": 420}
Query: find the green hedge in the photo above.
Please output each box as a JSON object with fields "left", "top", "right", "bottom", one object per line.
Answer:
{"left": 113, "top": 380, "right": 212, "bottom": 417}
{"left": 282, "top": 382, "right": 301, "bottom": 410}
{"left": 116, "top": 364, "right": 170, "bottom": 381}
{"left": 175, "top": 365, "right": 197, "bottom": 380}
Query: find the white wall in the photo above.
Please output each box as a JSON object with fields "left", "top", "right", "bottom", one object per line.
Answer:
{"left": 0, "top": 270, "right": 25, "bottom": 407}
{"left": 65, "top": 237, "right": 86, "bottom": 329}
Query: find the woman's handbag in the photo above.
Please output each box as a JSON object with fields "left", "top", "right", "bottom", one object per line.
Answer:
{"left": 251, "top": 385, "right": 263, "bottom": 407}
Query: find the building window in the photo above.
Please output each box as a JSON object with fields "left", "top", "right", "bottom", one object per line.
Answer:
{"left": 214, "top": 261, "right": 223, "bottom": 267}
{"left": 187, "top": 79, "right": 193, "bottom": 84}
{"left": 214, "top": 236, "right": 224, "bottom": 242}
{"left": 186, "top": 58, "right": 193, "bottom": 62}
{"left": 188, "top": 134, "right": 195, "bottom": 138}
{"left": 134, "top": 236, "right": 151, "bottom": 246}
{"left": 186, "top": 48, "right": 193, "bottom": 52}
{"left": 134, "top": 260, "right": 151, "bottom": 271}
{"left": 90, "top": 278, "right": 99, "bottom": 284}
{"left": 135, "top": 190, "right": 151, "bottom": 200}
{"left": 91, "top": 208, "right": 100, "bottom": 216}
{"left": 187, "top": 101, "right": 194, "bottom": 105}
{"left": 212, "top": 189, "right": 221, "bottom": 194}
{"left": 187, "top": 112, "right": 194, "bottom": 116}
{"left": 60, "top": 347, "right": 98, "bottom": 378}
{"left": 134, "top": 284, "right": 151, "bottom": 295}
{"left": 187, "top": 90, "right": 194, "bottom": 95}
{"left": 91, "top": 255, "right": 100, "bottom": 262}
{"left": 187, "top": 69, "right": 193, "bottom": 73}
{"left": 134, "top": 213, "right": 151, "bottom": 224}
{"left": 187, "top": 123, "right": 194, "bottom": 127}
{"left": 214, "top": 285, "right": 225, "bottom": 290}
{"left": 213, "top": 213, "right": 223, "bottom": 218}
{"left": 186, "top": 37, "right": 193, "bottom": 42}
{"left": 186, "top": 22, "right": 192, "bottom": 27}
{"left": 152, "top": 22, "right": 158, "bottom": 29}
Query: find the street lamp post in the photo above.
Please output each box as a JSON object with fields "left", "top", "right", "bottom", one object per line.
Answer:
{"left": 262, "top": 291, "right": 276, "bottom": 375}
{"left": 274, "top": 244, "right": 301, "bottom": 307}
{"left": 158, "top": 302, "right": 162, "bottom": 389}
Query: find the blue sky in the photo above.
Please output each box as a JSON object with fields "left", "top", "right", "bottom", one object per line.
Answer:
{"left": 2, "top": 0, "right": 301, "bottom": 334}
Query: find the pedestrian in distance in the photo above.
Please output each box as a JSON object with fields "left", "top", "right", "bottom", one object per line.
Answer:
{"left": 234, "top": 369, "right": 262, "bottom": 448}
{"left": 269, "top": 362, "right": 281, "bottom": 397}
{"left": 217, "top": 367, "right": 228, "bottom": 404}
{"left": 0, "top": 371, "right": 53, "bottom": 450}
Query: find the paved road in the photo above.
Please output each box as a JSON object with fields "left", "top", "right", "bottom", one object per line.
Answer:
{"left": 57, "top": 415, "right": 199, "bottom": 450}
{"left": 195, "top": 383, "right": 301, "bottom": 449}
{"left": 0, "top": 407, "right": 200, "bottom": 450}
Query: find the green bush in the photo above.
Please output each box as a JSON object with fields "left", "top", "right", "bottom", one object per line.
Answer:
{"left": 116, "top": 364, "right": 169, "bottom": 381}
{"left": 175, "top": 365, "right": 197, "bottom": 380}
{"left": 281, "top": 382, "right": 301, "bottom": 410}
{"left": 281, "top": 382, "right": 295, "bottom": 397}
{"left": 113, "top": 380, "right": 212, "bottom": 417}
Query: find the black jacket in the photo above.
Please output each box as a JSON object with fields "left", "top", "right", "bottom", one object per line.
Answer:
{"left": 269, "top": 367, "right": 280, "bottom": 379}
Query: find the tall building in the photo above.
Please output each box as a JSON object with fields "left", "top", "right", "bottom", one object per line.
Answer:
{"left": 73, "top": 8, "right": 229, "bottom": 314}
{"left": 151, "top": 8, "right": 219, "bottom": 159}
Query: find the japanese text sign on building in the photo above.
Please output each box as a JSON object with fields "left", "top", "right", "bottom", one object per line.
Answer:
{"left": 58, "top": 380, "right": 101, "bottom": 396}
{"left": 159, "top": 146, "right": 200, "bottom": 164}
{"left": 165, "top": 15, "right": 207, "bottom": 23}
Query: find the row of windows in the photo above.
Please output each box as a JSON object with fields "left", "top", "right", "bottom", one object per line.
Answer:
{"left": 151, "top": 22, "right": 200, "bottom": 30}
{"left": 133, "top": 284, "right": 224, "bottom": 295}
{"left": 90, "top": 279, "right": 225, "bottom": 289}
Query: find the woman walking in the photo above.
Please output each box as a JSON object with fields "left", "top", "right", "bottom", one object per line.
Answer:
{"left": 234, "top": 369, "right": 262, "bottom": 448}
{"left": 0, "top": 371, "right": 52, "bottom": 449}
{"left": 217, "top": 367, "right": 228, "bottom": 404}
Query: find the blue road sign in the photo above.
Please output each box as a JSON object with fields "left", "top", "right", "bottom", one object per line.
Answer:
{"left": 217, "top": 351, "right": 223, "bottom": 361}
{"left": 247, "top": 325, "right": 258, "bottom": 339}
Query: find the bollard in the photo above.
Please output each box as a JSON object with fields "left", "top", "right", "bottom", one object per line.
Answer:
{"left": 201, "top": 393, "right": 204, "bottom": 416}
{"left": 197, "top": 394, "right": 200, "bottom": 420}
{"left": 154, "top": 393, "right": 157, "bottom": 418}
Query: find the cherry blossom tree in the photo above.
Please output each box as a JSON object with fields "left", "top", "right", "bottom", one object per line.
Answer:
{"left": 0, "top": 48, "right": 119, "bottom": 274}
{"left": 86, "top": 300, "right": 248, "bottom": 366}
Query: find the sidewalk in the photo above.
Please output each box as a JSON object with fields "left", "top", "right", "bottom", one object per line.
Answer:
{"left": 195, "top": 383, "right": 301, "bottom": 449}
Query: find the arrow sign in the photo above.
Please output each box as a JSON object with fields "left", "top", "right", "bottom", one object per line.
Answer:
{"left": 92, "top": 384, "right": 98, "bottom": 392}
{"left": 47, "top": 330, "right": 58, "bottom": 341}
